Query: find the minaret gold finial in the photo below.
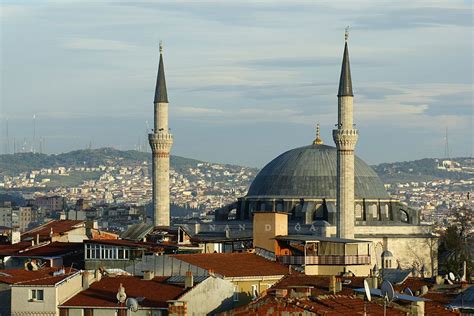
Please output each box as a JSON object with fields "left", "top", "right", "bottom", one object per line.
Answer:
{"left": 159, "top": 40, "right": 163, "bottom": 53}
{"left": 345, "top": 26, "right": 350, "bottom": 42}
{"left": 313, "top": 123, "right": 323, "bottom": 145}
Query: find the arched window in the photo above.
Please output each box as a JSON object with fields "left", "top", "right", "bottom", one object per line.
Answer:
{"left": 276, "top": 201, "right": 284, "bottom": 212}
{"left": 399, "top": 210, "right": 409, "bottom": 223}
{"left": 314, "top": 204, "right": 327, "bottom": 220}
{"left": 355, "top": 204, "right": 363, "bottom": 219}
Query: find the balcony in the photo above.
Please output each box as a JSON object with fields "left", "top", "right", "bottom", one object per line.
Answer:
{"left": 277, "top": 255, "right": 370, "bottom": 265}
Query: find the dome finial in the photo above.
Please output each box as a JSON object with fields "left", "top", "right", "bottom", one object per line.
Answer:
{"left": 159, "top": 40, "right": 163, "bottom": 54}
{"left": 313, "top": 123, "right": 323, "bottom": 145}
{"left": 345, "top": 26, "right": 350, "bottom": 42}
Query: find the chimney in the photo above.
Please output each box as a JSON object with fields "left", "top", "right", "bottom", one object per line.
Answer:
{"left": 11, "top": 231, "right": 20, "bottom": 244}
{"left": 185, "top": 271, "right": 193, "bottom": 289}
{"left": 94, "top": 269, "right": 102, "bottom": 282}
{"left": 335, "top": 277, "right": 342, "bottom": 292}
{"left": 36, "top": 234, "right": 40, "bottom": 245}
{"left": 329, "top": 275, "right": 336, "bottom": 294}
{"left": 143, "top": 270, "right": 155, "bottom": 280}
{"left": 82, "top": 271, "right": 90, "bottom": 290}
{"left": 410, "top": 301, "right": 425, "bottom": 316}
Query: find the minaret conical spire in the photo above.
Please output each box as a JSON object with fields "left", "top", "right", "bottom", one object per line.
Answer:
{"left": 337, "top": 28, "right": 353, "bottom": 97}
{"left": 154, "top": 41, "right": 168, "bottom": 103}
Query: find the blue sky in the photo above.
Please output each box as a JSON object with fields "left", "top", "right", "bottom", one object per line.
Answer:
{"left": 1, "top": 0, "right": 472, "bottom": 167}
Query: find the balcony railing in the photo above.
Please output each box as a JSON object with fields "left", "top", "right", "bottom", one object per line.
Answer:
{"left": 277, "top": 255, "right": 370, "bottom": 265}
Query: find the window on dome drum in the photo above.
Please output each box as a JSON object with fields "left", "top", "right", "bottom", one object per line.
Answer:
{"left": 369, "top": 204, "right": 378, "bottom": 219}
{"left": 313, "top": 204, "right": 327, "bottom": 221}
{"left": 381, "top": 204, "right": 389, "bottom": 219}
{"left": 276, "top": 201, "right": 284, "bottom": 212}
{"left": 30, "top": 289, "right": 44, "bottom": 301}
{"left": 399, "top": 210, "right": 409, "bottom": 223}
{"left": 355, "top": 204, "right": 363, "bottom": 219}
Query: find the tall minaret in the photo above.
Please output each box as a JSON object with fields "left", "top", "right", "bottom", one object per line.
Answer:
{"left": 332, "top": 28, "right": 358, "bottom": 239}
{"left": 148, "top": 41, "right": 173, "bottom": 227}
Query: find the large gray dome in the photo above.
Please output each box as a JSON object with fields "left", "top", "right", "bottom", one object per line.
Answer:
{"left": 247, "top": 144, "right": 389, "bottom": 199}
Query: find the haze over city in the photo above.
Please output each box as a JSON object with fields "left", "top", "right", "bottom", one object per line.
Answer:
{"left": 1, "top": 0, "right": 472, "bottom": 167}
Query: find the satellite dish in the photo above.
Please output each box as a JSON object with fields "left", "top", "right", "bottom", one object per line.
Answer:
{"left": 404, "top": 287, "right": 414, "bottom": 296}
{"left": 126, "top": 298, "right": 139, "bottom": 312}
{"left": 363, "top": 279, "right": 372, "bottom": 302}
{"left": 116, "top": 283, "right": 127, "bottom": 303}
{"left": 381, "top": 280, "right": 395, "bottom": 302}
{"left": 449, "top": 272, "right": 455, "bottom": 281}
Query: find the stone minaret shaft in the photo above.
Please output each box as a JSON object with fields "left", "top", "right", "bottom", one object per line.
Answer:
{"left": 148, "top": 43, "right": 173, "bottom": 227}
{"left": 332, "top": 34, "right": 358, "bottom": 239}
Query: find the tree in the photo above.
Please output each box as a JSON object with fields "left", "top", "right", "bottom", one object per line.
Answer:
{"left": 438, "top": 206, "right": 473, "bottom": 279}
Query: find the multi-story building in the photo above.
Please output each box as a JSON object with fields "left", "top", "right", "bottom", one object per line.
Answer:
{"left": 0, "top": 267, "right": 83, "bottom": 316}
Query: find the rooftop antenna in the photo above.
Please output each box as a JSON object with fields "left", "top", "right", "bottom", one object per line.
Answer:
{"left": 13, "top": 137, "right": 16, "bottom": 154}
{"left": 381, "top": 280, "right": 395, "bottom": 316}
{"left": 444, "top": 127, "right": 450, "bottom": 159}
{"left": 39, "top": 137, "right": 43, "bottom": 154}
{"left": 5, "top": 118, "right": 9, "bottom": 154}
{"left": 404, "top": 287, "right": 414, "bottom": 296}
{"left": 32, "top": 114, "right": 36, "bottom": 153}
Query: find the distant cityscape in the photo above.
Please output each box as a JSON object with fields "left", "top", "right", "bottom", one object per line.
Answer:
{"left": 0, "top": 150, "right": 472, "bottom": 235}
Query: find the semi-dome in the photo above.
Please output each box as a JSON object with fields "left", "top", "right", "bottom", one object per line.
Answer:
{"left": 247, "top": 144, "right": 389, "bottom": 199}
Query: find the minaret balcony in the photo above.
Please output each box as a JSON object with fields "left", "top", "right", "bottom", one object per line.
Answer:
{"left": 148, "top": 133, "right": 173, "bottom": 142}
{"left": 332, "top": 129, "right": 358, "bottom": 149}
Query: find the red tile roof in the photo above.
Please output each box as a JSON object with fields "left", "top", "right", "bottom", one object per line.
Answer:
{"left": 13, "top": 242, "right": 83, "bottom": 257}
{"left": 271, "top": 275, "right": 459, "bottom": 315}
{"left": 22, "top": 220, "right": 84, "bottom": 241}
{"left": 171, "top": 253, "right": 290, "bottom": 278}
{"left": 61, "top": 276, "right": 189, "bottom": 308}
{"left": 0, "top": 267, "right": 79, "bottom": 286}
{"left": 0, "top": 242, "right": 32, "bottom": 256}
{"left": 219, "top": 294, "right": 407, "bottom": 316}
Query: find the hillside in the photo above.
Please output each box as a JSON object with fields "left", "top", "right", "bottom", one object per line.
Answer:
{"left": 1, "top": 148, "right": 473, "bottom": 185}
{"left": 0, "top": 148, "right": 243, "bottom": 176}
{"left": 372, "top": 157, "right": 474, "bottom": 184}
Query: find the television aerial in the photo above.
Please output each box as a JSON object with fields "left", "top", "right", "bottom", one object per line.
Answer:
{"left": 116, "top": 283, "right": 127, "bottom": 304}
{"left": 381, "top": 280, "right": 395, "bottom": 316}
{"left": 404, "top": 287, "right": 414, "bottom": 296}
{"left": 363, "top": 279, "right": 372, "bottom": 301}
{"left": 126, "top": 298, "right": 139, "bottom": 312}
{"left": 363, "top": 279, "right": 371, "bottom": 316}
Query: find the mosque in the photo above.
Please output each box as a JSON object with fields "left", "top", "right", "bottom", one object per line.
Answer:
{"left": 147, "top": 33, "right": 437, "bottom": 277}
{"left": 212, "top": 32, "right": 437, "bottom": 276}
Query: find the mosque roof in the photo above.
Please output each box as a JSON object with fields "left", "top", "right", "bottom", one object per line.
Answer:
{"left": 247, "top": 144, "right": 390, "bottom": 199}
